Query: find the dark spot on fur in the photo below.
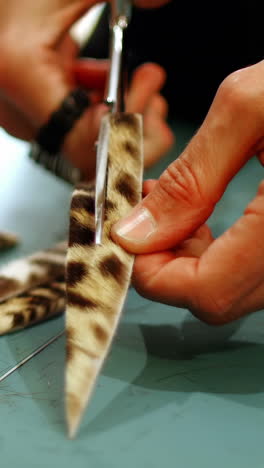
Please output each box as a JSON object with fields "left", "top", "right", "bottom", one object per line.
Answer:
{"left": 28, "top": 295, "right": 53, "bottom": 316}
{"left": 67, "top": 392, "right": 81, "bottom": 415}
{"left": 123, "top": 141, "right": 139, "bottom": 159}
{"left": 104, "top": 199, "right": 117, "bottom": 221}
{"left": 48, "top": 284, "right": 65, "bottom": 296}
{"left": 115, "top": 173, "right": 138, "bottom": 205}
{"left": 66, "top": 327, "right": 74, "bottom": 361}
{"left": 29, "top": 294, "right": 51, "bottom": 314}
{"left": 105, "top": 199, "right": 116, "bottom": 211}
{"left": 67, "top": 261, "right": 86, "bottom": 287}
{"left": 93, "top": 324, "right": 108, "bottom": 343}
{"left": 30, "top": 259, "right": 64, "bottom": 277}
{"left": 18, "top": 291, "right": 30, "bottom": 299}
{"left": 71, "top": 194, "right": 95, "bottom": 215}
{"left": 52, "top": 273, "right": 65, "bottom": 283}
{"left": 68, "top": 218, "right": 95, "bottom": 246}
{"left": 0, "top": 277, "right": 20, "bottom": 297}
{"left": 29, "top": 309, "right": 37, "bottom": 322}
{"left": 99, "top": 254, "right": 124, "bottom": 282}
{"left": 44, "top": 246, "right": 66, "bottom": 256}
{"left": 13, "top": 313, "right": 25, "bottom": 328}
{"left": 29, "top": 295, "right": 51, "bottom": 305}
{"left": 67, "top": 291, "right": 97, "bottom": 309}
{"left": 111, "top": 113, "right": 138, "bottom": 132}
{"left": 73, "top": 342, "right": 99, "bottom": 359}
{"left": 66, "top": 342, "right": 73, "bottom": 361}
{"left": 66, "top": 326, "right": 74, "bottom": 342}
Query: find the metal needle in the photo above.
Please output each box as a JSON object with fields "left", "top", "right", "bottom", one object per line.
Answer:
{"left": 0, "top": 330, "right": 64, "bottom": 383}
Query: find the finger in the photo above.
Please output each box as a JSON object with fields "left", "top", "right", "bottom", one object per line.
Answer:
{"left": 56, "top": 34, "right": 79, "bottom": 60}
{"left": 63, "top": 102, "right": 108, "bottom": 177}
{"left": 172, "top": 224, "right": 214, "bottom": 258}
{"left": 258, "top": 152, "right": 264, "bottom": 166}
{"left": 143, "top": 179, "right": 158, "bottom": 197}
{"left": 229, "top": 280, "right": 264, "bottom": 317}
{"left": 112, "top": 61, "right": 264, "bottom": 253}
{"left": 126, "top": 63, "right": 166, "bottom": 113}
{"left": 73, "top": 58, "right": 109, "bottom": 90}
{"left": 134, "top": 181, "right": 264, "bottom": 325}
{"left": 143, "top": 95, "right": 174, "bottom": 167}
{"left": 147, "top": 93, "right": 169, "bottom": 118}
{"left": 133, "top": 224, "right": 213, "bottom": 302}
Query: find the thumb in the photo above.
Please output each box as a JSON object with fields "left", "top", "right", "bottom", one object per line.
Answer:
{"left": 112, "top": 63, "right": 264, "bottom": 253}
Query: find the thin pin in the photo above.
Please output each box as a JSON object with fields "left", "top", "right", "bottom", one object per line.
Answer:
{"left": 0, "top": 330, "right": 64, "bottom": 383}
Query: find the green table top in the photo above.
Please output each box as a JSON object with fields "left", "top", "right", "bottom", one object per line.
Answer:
{"left": 1, "top": 123, "right": 264, "bottom": 468}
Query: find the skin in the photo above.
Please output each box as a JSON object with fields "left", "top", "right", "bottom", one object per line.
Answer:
{"left": 4, "top": 0, "right": 263, "bottom": 326}
{"left": 0, "top": 0, "right": 173, "bottom": 178}
{"left": 112, "top": 59, "right": 264, "bottom": 326}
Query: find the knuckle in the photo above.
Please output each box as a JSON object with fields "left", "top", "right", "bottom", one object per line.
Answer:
{"left": 245, "top": 179, "right": 264, "bottom": 217}
{"left": 192, "top": 292, "right": 233, "bottom": 326}
{"left": 218, "top": 67, "right": 263, "bottom": 117}
{"left": 158, "top": 157, "right": 207, "bottom": 209}
{"left": 256, "top": 179, "right": 264, "bottom": 197}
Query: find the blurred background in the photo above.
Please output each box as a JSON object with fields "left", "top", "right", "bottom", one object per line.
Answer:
{"left": 81, "top": 0, "right": 264, "bottom": 122}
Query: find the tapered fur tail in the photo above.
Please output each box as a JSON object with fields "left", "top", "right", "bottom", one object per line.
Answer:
{"left": 65, "top": 114, "right": 143, "bottom": 438}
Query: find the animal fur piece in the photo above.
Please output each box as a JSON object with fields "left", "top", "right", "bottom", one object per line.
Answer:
{"left": 0, "top": 276, "right": 65, "bottom": 335}
{"left": 0, "top": 232, "right": 19, "bottom": 250}
{"left": 0, "top": 243, "right": 67, "bottom": 333}
{"left": 0, "top": 242, "right": 66, "bottom": 303}
{"left": 65, "top": 113, "right": 143, "bottom": 438}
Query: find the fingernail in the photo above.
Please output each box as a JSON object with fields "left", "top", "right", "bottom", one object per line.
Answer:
{"left": 114, "top": 207, "right": 156, "bottom": 242}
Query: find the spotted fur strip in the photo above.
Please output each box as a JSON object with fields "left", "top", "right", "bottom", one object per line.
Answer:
{"left": 0, "top": 275, "right": 65, "bottom": 335}
{"left": 0, "top": 242, "right": 66, "bottom": 304}
{"left": 65, "top": 113, "right": 143, "bottom": 437}
{"left": 0, "top": 232, "right": 19, "bottom": 250}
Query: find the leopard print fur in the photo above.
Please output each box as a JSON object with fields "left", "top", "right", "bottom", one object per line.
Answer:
{"left": 65, "top": 113, "right": 143, "bottom": 437}
{"left": 0, "top": 242, "right": 66, "bottom": 333}
{"left": 0, "top": 276, "right": 65, "bottom": 335}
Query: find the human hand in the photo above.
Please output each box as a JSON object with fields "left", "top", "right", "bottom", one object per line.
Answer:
{"left": 112, "top": 60, "right": 264, "bottom": 325}
{"left": 0, "top": 0, "right": 173, "bottom": 177}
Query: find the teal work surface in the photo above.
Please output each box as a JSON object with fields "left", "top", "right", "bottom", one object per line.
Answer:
{"left": 0, "top": 124, "right": 264, "bottom": 468}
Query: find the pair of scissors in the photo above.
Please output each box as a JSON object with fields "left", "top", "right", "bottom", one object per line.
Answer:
{"left": 95, "top": 0, "right": 132, "bottom": 244}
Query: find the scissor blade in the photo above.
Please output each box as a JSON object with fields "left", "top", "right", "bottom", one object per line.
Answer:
{"left": 105, "top": 1, "right": 131, "bottom": 111}
{"left": 111, "top": 0, "right": 132, "bottom": 23}
{"left": 95, "top": 115, "right": 111, "bottom": 245}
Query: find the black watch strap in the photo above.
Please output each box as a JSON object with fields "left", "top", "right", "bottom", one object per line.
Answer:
{"left": 36, "top": 88, "right": 90, "bottom": 155}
